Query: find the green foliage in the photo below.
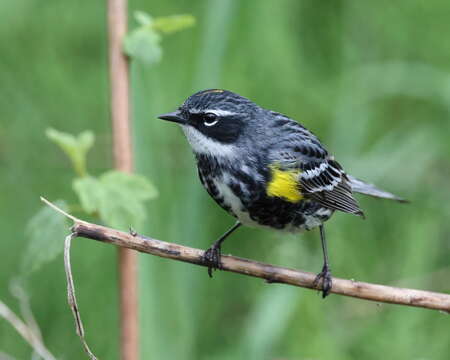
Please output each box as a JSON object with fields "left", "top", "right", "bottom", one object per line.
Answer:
{"left": 22, "top": 200, "right": 70, "bottom": 275}
{"left": 46, "top": 128, "right": 94, "bottom": 177}
{"left": 124, "top": 11, "right": 195, "bottom": 64}
{"left": 46, "top": 126, "right": 158, "bottom": 229}
{"left": 134, "top": 10, "right": 153, "bottom": 26}
{"left": 73, "top": 171, "right": 158, "bottom": 230}
{"left": 152, "top": 15, "right": 196, "bottom": 34}
{"left": 124, "top": 26, "right": 162, "bottom": 65}
{"left": 72, "top": 176, "right": 100, "bottom": 214}
{"left": 20, "top": 128, "right": 158, "bottom": 282}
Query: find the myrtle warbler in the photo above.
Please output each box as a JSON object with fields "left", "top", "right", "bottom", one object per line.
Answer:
{"left": 158, "top": 89, "right": 405, "bottom": 297}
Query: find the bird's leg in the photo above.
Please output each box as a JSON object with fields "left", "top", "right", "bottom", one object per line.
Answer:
{"left": 313, "top": 225, "right": 333, "bottom": 298}
{"left": 203, "top": 221, "right": 241, "bottom": 277}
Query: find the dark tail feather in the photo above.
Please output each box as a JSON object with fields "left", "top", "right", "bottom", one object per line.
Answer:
{"left": 348, "top": 175, "right": 409, "bottom": 203}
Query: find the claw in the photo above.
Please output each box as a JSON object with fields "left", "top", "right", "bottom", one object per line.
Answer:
{"left": 202, "top": 245, "right": 222, "bottom": 277}
{"left": 313, "top": 264, "right": 333, "bottom": 298}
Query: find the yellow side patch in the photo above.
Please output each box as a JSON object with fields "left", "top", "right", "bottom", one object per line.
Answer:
{"left": 266, "top": 165, "right": 303, "bottom": 203}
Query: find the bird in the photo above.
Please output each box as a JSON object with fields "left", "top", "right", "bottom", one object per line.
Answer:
{"left": 158, "top": 89, "right": 406, "bottom": 297}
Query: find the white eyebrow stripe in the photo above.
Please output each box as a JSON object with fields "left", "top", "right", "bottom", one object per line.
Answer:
{"left": 207, "top": 109, "right": 236, "bottom": 116}
{"left": 194, "top": 109, "right": 237, "bottom": 116}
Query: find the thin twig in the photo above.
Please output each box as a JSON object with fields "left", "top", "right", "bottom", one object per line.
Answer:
{"left": 0, "top": 300, "right": 56, "bottom": 360}
{"left": 10, "top": 280, "right": 43, "bottom": 341}
{"left": 42, "top": 197, "right": 450, "bottom": 313}
{"left": 9, "top": 279, "right": 45, "bottom": 360}
{"left": 64, "top": 233, "right": 98, "bottom": 360}
{"left": 0, "top": 351, "right": 16, "bottom": 360}
{"left": 40, "top": 196, "right": 77, "bottom": 222}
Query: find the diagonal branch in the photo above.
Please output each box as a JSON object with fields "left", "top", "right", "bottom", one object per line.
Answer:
{"left": 41, "top": 197, "right": 450, "bottom": 313}
{"left": 0, "top": 300, "right": 56, "bottom": 360}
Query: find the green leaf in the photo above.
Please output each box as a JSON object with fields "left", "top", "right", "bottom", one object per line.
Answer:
{"left": 72, "top": 171, "right": 158, "bottom": 230}
{"left": 46, "top": 128, "right": 94, "bottom": 177}
{"left": 100, "top": 171, "right": 158, "bottom": 201}
{"left": 124, "top": 27, "right": 162, "bottom": 65}
{"left": 134, "top": 10, "right": 153, "bottom": 26}
{"left": 98, "top": 171, "right": 158, "bottom": 230}
{"left": 152, "top": 15, "right": 196, "bottom": 34}
{"left": 125, "top": 12, "right": 195, "bottom": 64}
{"left": 22, "top": 200, "right": 70, "bottom": 275}
{"left": 73, "top": 176, "right": 104, "bottom": 214}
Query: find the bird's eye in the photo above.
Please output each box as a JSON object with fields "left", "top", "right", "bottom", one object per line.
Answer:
{"left": 203, "top": 113, "right": 218, "bottom": 127}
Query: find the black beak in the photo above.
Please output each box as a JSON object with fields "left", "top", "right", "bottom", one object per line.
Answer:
{"left": 157, "top": 111, "right": 186, "bottom": 125}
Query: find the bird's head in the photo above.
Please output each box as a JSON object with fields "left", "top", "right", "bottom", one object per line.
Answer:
{"left": 158, "top": 89, "right": 260, "bottom": 157}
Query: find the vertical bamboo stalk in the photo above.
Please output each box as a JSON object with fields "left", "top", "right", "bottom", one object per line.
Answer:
{"left": 107, "top": 1, "right": 139, "bottom": 359}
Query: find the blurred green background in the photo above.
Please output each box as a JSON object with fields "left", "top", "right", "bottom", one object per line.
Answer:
{"left": 1, "top": 0, "right": 450, "bottom": 359}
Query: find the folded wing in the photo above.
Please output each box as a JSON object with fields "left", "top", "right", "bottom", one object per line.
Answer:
{"left": 269, "top": 127, "right": 364, "bottom": 216}
{"left": 299, "top": 158, "right": 364, "bottom": 217}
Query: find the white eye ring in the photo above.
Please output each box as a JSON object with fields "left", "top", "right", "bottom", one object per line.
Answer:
{"left": 202, "top": 112, "right": 219, "bottom": 126}
{"left": 204, "top": 119, "right": 218, "bottom": 127}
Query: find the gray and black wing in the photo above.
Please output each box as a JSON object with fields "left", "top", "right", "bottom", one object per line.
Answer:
{"left": 268, "top": 117, "right": 364, "bottom": 217}
{"left": 299, "top": 157, "right": 364, "bottom": 217}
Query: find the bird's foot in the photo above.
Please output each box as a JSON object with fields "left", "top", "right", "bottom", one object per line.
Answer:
{"left": 313, "top": 264, "right": 333, "bottom": 298}
{"left": 202, "top": 244, "right": 222, "bottom": 277}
